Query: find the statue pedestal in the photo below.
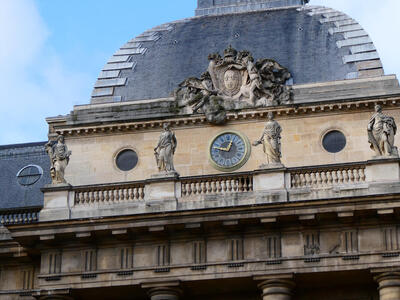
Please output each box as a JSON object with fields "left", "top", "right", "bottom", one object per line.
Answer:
{"left": 365, "top": 157, "right": 400, "bottom": 183}
{"left": 253, "top": 164, "right": 286, "bottom": 191}
{"left": 40, "top": 184, "right": 72, "bottom": 221}
{"left": 146, "top": 173, "right": 180, "bottom": 210}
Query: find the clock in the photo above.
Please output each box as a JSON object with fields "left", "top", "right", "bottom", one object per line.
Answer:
{"left": 209, "top": 130, "right": 251, "bottom": 172}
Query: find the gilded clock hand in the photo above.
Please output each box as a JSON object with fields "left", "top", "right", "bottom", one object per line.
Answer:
{"left": 213, "top": 146, "right": 228, "bottom": 151}
{"left": 226, "top": 140, "right": 233, "bottom": 151}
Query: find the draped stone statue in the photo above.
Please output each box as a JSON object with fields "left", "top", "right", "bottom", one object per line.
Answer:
{"left": 45, "top": 135, "right": 72, "bottom": 185}
{"left": 368, "top": 104, "right": 398, "bottom": 157}
{"left": 253, "top": 112, "right": 283, "bottom": 166}
{"left": 154, "top": 123, "right": 178, "bottom": 174}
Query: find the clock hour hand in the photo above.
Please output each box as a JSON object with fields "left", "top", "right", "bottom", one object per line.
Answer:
{"left": 213, "top": 146, "right": 228, "bottom": 151}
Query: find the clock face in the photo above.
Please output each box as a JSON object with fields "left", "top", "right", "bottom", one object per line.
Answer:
{"left": 209, "top": 131, "right": 251, "bottom": 172}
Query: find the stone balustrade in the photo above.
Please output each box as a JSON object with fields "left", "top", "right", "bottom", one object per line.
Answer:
{"left": 181, "top": 174, "right": 253, "bottom": 197}
{"left": 289, "top": 163, "right": 366, "bottom": 189}
{"left": 0, "top": 209, "right": 40, "bottom": 224}
{"left": 74, "top": 183, "right": 145, "bottom": 206}
{"left": 39, "top": 159, "right": 400, "bottom": 222}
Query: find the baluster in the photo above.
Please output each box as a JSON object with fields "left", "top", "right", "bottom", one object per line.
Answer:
{"left": 353, "top": 168, "right": 360, "bottom": 182}
{"left": 210, "top": 181, "right": 216, "bottom": 193}
{"left": 348, "top": 169, "right": 355, "bottom": 183}
{"left": 326, "top": 171, "right": 333, "bottom": 185}
{"left": 299, "top": 174, "right": 306, "bottom": 187}
{"left": 207, "top": 181, "right": 212, "bottom": 194}
{"left": 294, "top": 174, "right": 300, "bottom": 188}
{"left": 201, "top": 181, "right": 207, "bottom": 194}
{"left": 133, "top": 187, "right": 138, "bottom": 200}
{"left": 238, "top": 178, "right": 243, "bottom": 192}
{"left": 91, "top": 191, "right": 96, "bottom": 203}
{"left": 217, "top": 180, "right": 222, "bottom": 193}
{"left": 243, "top": 177, "right": 249, "bottom": 191}
{"left": 332, "top": 170, "right": 338, "bottom": 184}
{"left": 187, "top": 182, "right": 193, "bottom": 196}
{"left": 291, "top": 175, "right": 296, "bottom": 188}
{"left": 230, "top": 179, "right": 235, "bottom": 192}
{"left": 342, "top": 169, "right": 349, "bottom": 183}
{"left": 196, "top": 182, "right": 201, "bottom": 194}
{"left": 248, "top": 177, "right": 253, "bottom": 191}
{"left": 337, "top": 170, "right": 344, "bottom": 184}
{"left": 94, "top": 190, "right": 99, "bottom": 203}
{"left": 305, "top": 173, "right": 311, "bottom": 187}
{"left": 181, "top": 183, "right": 187, "bottom": 196}
{"left": 75, "top": 192, "right": 80, "bottom": 204}
{"left": 99, "top": 190, "right": 104, "bottom": 203}
{"left": 227, "top": 179, "right": 232, "bottom": 192}
{"left": 359, "top": 168, "right": 366, "bottom": 182}
{"left": 316, "top": 172, "right": 322, "bottom": 187}
{"left": 191, "top": 182, "right": 197, "bottom": 195}
{"left": 320, "top": 171, "right": 327, "bottom": 186}
{"left": 120, "top": 188, "right": 125, "bottom": 201}
{"left": 140, "top": 186, "right": 145, "bottom": 199}
{"left": 115, "top": 189, "right": 120, "bottom": 202}
{"left": 220, "top": 180, "right": 226, "bottom": 193}
{"left": 232, "top": 179, "right": 238, "bottom": 192}
{"left": 104, "top": 190, "right": 109, "bottom": 203}
{"left": 310, "top": 172, "right": 317, "bottom": 187}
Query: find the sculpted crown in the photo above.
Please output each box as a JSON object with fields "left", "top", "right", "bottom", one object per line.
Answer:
{"left": 224, "top": 45, "right": 237, "bottom": 58}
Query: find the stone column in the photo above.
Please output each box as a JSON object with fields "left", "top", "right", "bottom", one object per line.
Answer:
{"left": 375, "top": 272, "right": 400, "bottom": 300}
{"left": 147, "top": 287, "right": 182, "bottom": 300}
{"left": 258, "top": 278, "right": 295, "bottom": 300}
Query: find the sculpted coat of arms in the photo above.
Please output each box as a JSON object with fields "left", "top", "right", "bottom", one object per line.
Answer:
{"left": 174, "top": 45, "right": 293, "bottom": 124}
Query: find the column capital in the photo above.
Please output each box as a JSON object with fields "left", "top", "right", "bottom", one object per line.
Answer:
{"left": 374, "top": 272, "right": 400, "bottom": 300}
{"left": 147, "top": 287, "right": 182, "bottom": 300}
{"left": 255, "top": 274, "right": 295, "bottom": 300}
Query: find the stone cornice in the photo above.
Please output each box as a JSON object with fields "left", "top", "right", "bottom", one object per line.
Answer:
{"left": 48, "top": 95, "right": 400, "bottom": 138}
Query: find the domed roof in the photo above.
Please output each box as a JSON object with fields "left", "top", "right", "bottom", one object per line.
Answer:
{"left": 91, "top": 3, "right": 384, "bottom": 104}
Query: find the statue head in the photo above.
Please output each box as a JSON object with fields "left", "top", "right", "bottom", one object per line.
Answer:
{"left": 208, "top": 53, "right": 221, "bottom": 62}
{"left": 375, "top": 104, "right": 382, "bottom": 113}
{"left": 57, "top": 135, "right": 64, "bottom": 143}
{"left": 267, "top": 112, "right": 274, "bottom": 121}
{"left": 163, "top": 123, "right": 171, "bottom": 131}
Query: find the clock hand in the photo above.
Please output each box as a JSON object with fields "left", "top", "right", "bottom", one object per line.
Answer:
{"left": 226, "top": 140, "right": 233, "bottom": 151}
{"left": 213, "top": 146, "right": 228, "bottom": 151}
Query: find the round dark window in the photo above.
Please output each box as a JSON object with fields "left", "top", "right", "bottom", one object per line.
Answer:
{"left": 116, "top": 149, "right": 138, "bottom": 171}
{"left": 17, "top": 165, "right": 43, "bottom": 186}
{"left": 322, "top": 130, "right": 346, "bottom": 153}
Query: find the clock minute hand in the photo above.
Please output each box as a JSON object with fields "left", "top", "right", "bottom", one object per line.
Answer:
{"left": 226, "top": 140, "right": 233, "bottom": 151}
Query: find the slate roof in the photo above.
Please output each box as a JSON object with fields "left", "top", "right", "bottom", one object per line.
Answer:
{"left": 91, "top": 5, "right": 384, "bottom": 104}
{"left": 0, "top": 142, "right": 50, "bottom": 210}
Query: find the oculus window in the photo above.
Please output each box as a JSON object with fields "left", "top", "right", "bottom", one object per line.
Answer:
{"left": 322, "top": 130, "right": 346, "bottom": 153}
{"left": 116, "top": 149, "right": 138, "bottom": 171}
{"left": 17, "top": 165, "right": 43, "bottom": 186}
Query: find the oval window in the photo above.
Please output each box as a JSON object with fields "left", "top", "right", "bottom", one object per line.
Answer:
{"left": 17, "top": 165, "right": 43, "bottom": 186}
{"left": 116, "top": 149, "right": 138, "bottom": 171}
{"left": 322, "top": 130, "right": 346, "bottom": 153}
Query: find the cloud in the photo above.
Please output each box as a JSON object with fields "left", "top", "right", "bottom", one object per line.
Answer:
{"left": 311, "top": 0, "right": 400, "bottom": 77}
{"left": 0, "top": 0, "right": 92, "bottom": 145}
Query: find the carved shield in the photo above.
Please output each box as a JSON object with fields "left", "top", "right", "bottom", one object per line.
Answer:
{"left": 222, "top": 69, "right": 242, "bottom": 97}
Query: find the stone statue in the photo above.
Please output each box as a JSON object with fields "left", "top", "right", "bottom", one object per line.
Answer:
{"left": 45, "top": 135, "right": 72, "bottom": 185}
{"left": 154, "top": 123, "right": 178, "bottom": 174}
{"left": 253, "top": 112, "right": 283, "bottom": 166}
{"left": 368, "top": 104, "right": 398, "bottom": 157}
{"left": 174, "top": 46, "right": 292, "bottom": 125}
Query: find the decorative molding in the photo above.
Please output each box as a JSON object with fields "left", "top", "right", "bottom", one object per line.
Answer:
{"left": 51, "top": 97, "right": 400, "bottom": 138}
